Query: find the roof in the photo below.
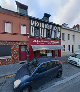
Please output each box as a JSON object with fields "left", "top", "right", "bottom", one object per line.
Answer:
{"left": 62, "top": 26, "right": 80, "bottom": 33}
{"left": 16, "top": 1, "right": 28, "bottom": 10}
{"left": 0, "top": 6, "right": 61, "bottom": 27}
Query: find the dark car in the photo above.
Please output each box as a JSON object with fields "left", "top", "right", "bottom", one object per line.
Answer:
{"left": 14, "top": 58, "right": 62, "bottom": 92}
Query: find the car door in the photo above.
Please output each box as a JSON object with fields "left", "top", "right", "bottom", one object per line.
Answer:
{"left": 31, "top": 63, "right": 48, "bottom": 89}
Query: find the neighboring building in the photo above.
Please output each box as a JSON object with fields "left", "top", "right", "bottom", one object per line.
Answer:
{"left": 29, "top": 13, "right": 63, "bottom": 61}
{"left": 0, "top": 1, "right": 64, "bottom": 65}
{"left": 0, "top": 1, "right": 30, "bottom": 65}
{"left": 61, "top": 24, "right": 80, "bottom": 56}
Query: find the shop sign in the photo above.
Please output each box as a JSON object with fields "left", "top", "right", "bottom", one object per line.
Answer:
{"left": 30, "top": 38, "right": 60, "bottom": 45}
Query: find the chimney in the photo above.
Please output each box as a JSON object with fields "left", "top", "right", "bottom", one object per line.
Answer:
{"left": 42, "top": 13, "right": 51, "bottom": 22}
{"left": 16, "top": 1, "right": 28, "bottom": 16}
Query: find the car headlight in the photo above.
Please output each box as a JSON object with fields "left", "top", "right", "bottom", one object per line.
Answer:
{"left": 14, "top": 79, "right": 21, "bottom": 89}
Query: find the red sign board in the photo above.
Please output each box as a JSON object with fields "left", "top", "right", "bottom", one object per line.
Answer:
{"left": 29, "top": 38, "right": 61, "bottom": 45}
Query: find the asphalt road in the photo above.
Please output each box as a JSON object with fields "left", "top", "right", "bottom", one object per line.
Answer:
{"left": 58, "top": 78, "right": 80, "bottom": 92}
{"left": 0, "top": 63, "right": 80, "bottom": 92}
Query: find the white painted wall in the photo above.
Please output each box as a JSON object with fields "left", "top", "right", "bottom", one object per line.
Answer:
{"left": 61, "top": 28, "right": 80, "bottom": 56}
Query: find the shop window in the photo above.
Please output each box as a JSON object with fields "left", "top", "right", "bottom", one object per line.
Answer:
{"left": 55, "top": 50, "right": 58, "bottom": 57}
{"left": 5, "top": 22, "right": 12, "bottom": 33}
{"left": 47, "top": 51, "right": 52, "bottom": 56}
{"left": 0, "top": 45, "right": 12, "bottom": 56}
{"left": 21, "top": 25, "right": 26, "bottom": 34}
{"left": 34, "top": 27, "right": 40, "bottom": 37}
{"left": 40, "top": 50, "right": 47, "bottom": 56}
{"left": 63, "top": 45, "right": 65, "bottom": 51}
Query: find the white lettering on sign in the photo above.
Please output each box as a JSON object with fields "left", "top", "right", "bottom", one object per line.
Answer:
{"left": 33, "top": 40, "right": 59, "bottom": 45}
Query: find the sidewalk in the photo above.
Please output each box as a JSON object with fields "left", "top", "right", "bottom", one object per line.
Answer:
{"left": 0, "top": 62, "right": 25, "bottom": 78}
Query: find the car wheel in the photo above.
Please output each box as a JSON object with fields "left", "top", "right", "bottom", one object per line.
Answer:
{"left": 23, "top": 86, "right": 32, "bottom": 92}
{"left": 56, "top": 71, "right": 62, "bottom": 78}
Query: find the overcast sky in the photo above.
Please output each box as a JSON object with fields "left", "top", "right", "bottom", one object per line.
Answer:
{"left": 0, "top": 0, "right": 80, "bottom": 27}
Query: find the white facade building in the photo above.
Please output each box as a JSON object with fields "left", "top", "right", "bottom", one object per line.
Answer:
{"left": 61, "top": 25, "right": 80, "bottom": 56}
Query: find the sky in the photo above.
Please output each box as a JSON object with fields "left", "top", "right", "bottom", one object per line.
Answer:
{"left": 0, "top": 0, "right": 80, "bottom": 27}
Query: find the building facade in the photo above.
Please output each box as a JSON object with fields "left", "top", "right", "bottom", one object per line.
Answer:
{"left": 61, "top": 24, "right": 80, "bottom": 56}
{"left": 29, "top": 14, "right": 63, "bottom": 61}
{"left": 0, "top": 2, "right": 30, "bottom": 65}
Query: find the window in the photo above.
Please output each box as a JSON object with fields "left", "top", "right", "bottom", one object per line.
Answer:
{"left": 21, "top": 25, "right": 26, "bottom": 34}
{"left": 40, "top": 28, "right": 44, "bottom": 37}
{"left": 5, "top": 22, "right": 12, "bottom": 33}
{"left": 51, "top": 30, "right": 54, "bottom": 38}
{"left": 44, "top": 29, "right": 46, "bottom": 38}
{"left": 78, "top": 45, "right": 80, "bottom": 50}
{"left": 34, "top": 27, "right": 40, "bottom": 37}
{"left": 68, "top": 34, "right": 70, "bottom": 40}
{"left": 72, "top": 35, "right": 75, "bottom": 41}
{"left": 46, "top": 29, "right": 51, "bottom": 38}
{"left": 62, "top": 33, "right": 65, "bottom": 40}
{"left": 0, "top": 45, "right": 11, "bottom": 56}
{"left": 63, "top": 45, "right": 65, "bottom": 51}
{"left": 31, "top": 26, "right": 34, "bottom": 36}
{"left": 37, "top": 63, "right": 47, "bottom": 73}
{"left": 21, "top": 46, "right": 27, "bottom": 52}
{"left": 68, "top": 45, "right": 70, "bottom": 51}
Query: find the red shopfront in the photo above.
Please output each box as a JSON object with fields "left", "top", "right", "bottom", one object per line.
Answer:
{"left": 29, "top": 38, "right": 63, "bottom": 61}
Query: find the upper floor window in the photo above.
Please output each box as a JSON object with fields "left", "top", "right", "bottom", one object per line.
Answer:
{"left": 62, "top": 33, "right": 65, "bottom": 41}
{"left": 34, "top": 27, "right": 40, "bottom": 37}
{"left": 21, "top": 25, "right": 26, "bottom": 34}
{"left": 72, "top": 35, "right": 75, "bottom": 41}
{"left": 46, "top": 29, "right": 51, "bottom": 38}
{"left": 5, "top": 22, "right": 12, "bottom": 33}
{"left": 68, "top": 34, "right": 70, "bottom": 40}
{"left": 51, "top": 26, "right": 60, "bottom": 39}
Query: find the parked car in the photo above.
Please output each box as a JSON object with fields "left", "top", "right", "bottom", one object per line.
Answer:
{"left": 14, "top": 58, "right": 62, "bottom": 92}
{"left": 68, "top": 53, "right": 80, "bottom": 67}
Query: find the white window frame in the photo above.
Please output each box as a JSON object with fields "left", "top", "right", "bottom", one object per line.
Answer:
{"left": 21, "top": 25, "right": 26, "bottom": 34}
{"left": 5, "top": 22, "right": 12, "bottom": 33}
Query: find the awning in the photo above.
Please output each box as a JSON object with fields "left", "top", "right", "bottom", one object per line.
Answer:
{"left": 32, "top": 45, "right": 64, "bottom": 51}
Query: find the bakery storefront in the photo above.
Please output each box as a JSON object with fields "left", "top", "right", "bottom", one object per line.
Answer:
{"left": 29, "top": 38, "right": 63, "bottom": 61}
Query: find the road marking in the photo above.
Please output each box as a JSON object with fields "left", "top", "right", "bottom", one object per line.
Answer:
{"left": 5, "top": 74, "right": 16, "bottom": 78}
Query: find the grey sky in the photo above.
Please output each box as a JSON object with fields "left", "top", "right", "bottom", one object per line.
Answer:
{"left": 0, "top": 0, "right": 80, "bottom": 27}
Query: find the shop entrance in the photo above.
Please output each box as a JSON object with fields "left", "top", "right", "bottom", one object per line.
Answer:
{"left": 19, "top": 45, "right": 27, "bottom": 61}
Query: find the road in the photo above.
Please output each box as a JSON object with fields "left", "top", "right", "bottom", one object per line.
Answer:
{"left": 0, "top": 63, "right": 80, "bottom": 92}
{"left": 59, "top": 79, "right": 80, "bottom": 92}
